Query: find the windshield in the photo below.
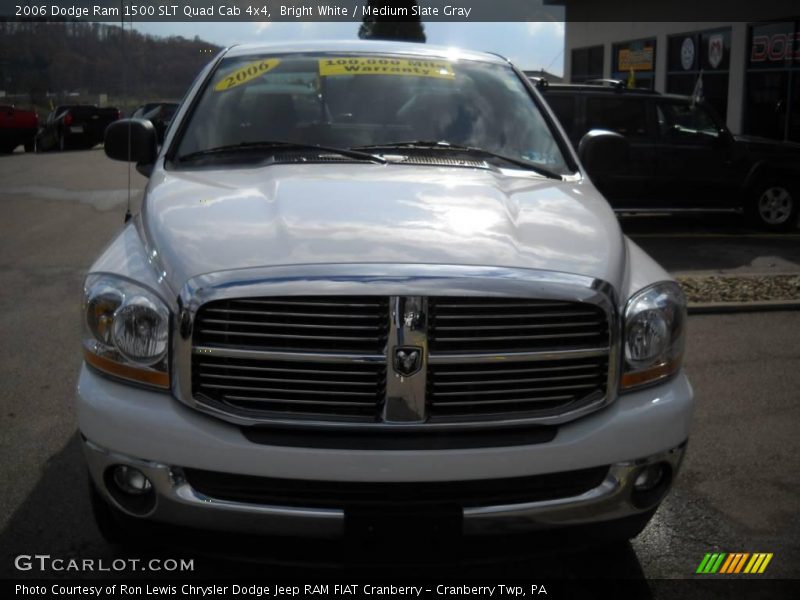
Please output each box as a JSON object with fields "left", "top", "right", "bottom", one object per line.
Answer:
{"left": 174, "top": 52, "right": 571, "bottom": 174}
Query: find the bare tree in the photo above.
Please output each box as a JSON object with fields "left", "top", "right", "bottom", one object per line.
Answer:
{"left": 358, "top": 0, "right": 426, "bottom": 42}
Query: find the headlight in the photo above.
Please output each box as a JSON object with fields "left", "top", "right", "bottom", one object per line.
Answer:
{"left": 621, "top": 281, "right": 686, "bottom": 391}
{"left": 83, "top": 274, "right": 170, "bottom": 389}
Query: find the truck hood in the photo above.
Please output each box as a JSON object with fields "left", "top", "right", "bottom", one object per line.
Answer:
{"left": 733, "top": 134, "right": 800, "bottom": 153}
{"left": 143, "top": 163, "right": 626, "bottom": 291}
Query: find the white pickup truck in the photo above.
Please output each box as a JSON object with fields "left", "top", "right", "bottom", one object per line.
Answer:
{"left": 79, "top": 41, "right": 692, "bottom": 549}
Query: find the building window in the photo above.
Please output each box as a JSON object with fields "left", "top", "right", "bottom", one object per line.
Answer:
{"left": 744, "top": 20, "right": 800, "bottom": 142}
{"left": 571, "top": 45, "right": 604, "bottom": 83}
{"left": 612, "top": 38, "right": 656, "bottom": 89}
{"left": 666, "top": 28, "right": 731, "bottom": 121}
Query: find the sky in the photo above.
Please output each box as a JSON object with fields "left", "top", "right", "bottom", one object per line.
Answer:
{"left": 133, "top": 21, "right": 565, "bottom": 75}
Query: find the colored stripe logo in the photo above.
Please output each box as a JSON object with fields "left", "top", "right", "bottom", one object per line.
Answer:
{"left": 696, "top": 553, "right": 773, "bottom": 574}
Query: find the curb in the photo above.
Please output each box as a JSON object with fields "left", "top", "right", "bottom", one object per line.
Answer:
{"left": 688, "top": 300, "right": 800, "bottom": 314}
{"left": 674, "top": 270, "right": 800, "bottom": 278}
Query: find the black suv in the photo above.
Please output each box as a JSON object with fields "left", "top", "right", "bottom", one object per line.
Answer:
{"left": 538, "top": 80, "right": 800, "bottom": 231}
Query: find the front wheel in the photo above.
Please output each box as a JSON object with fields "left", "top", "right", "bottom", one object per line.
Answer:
{"left": 749, "top": 181, "right": 798, "bottom": 231}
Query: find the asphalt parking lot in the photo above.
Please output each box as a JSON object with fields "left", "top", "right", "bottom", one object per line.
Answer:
{"left": 0, "top": 149, "right": 798, "bottom": 586}
{"left": 624, "top": 215, "right": 800, "bottom": 276}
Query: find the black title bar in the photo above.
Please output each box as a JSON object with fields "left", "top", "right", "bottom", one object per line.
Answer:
{"left": 1, "top": 0, "right": 798, "bottom": 23}
{"left": 5, "top": 579, "right": 800, "bottom": 600}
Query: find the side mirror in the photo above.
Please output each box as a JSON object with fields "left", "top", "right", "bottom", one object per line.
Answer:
{"left": 104, "top": 118, "right": 158, "bottom": 173}
{"left": 578, "top": 129, "right": 630, "bottom": 177}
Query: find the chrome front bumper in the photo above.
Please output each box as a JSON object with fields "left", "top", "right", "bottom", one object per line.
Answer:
{"left": 83, "top": 438, "right": 686, "bottom": 538}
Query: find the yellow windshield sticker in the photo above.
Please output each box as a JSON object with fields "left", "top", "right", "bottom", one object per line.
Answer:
{"left": 319, "top": 57, "right": 455, "bottom": 79}
{"left": 214, "top": 58, "right": 281, "bottom": 91}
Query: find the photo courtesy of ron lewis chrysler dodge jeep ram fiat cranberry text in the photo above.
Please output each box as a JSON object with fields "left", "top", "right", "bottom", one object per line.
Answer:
{"left": 78, "top": 41, "right": 692, "bottom": 548}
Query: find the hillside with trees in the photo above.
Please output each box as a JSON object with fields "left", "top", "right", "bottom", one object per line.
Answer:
{"left": 0, "top": 21, "right": 220, "bottom": 108}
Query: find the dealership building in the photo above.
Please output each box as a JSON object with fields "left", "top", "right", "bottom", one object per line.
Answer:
{"left": 554, "top": 3, "right": 800, "bottom": 142}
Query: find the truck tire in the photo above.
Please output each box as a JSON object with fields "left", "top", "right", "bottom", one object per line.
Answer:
{"left": 748, "top": 180, "right": 798, "bottom": 232}
{"left": 24, "top": 139, "right": 35, "bottom": 153}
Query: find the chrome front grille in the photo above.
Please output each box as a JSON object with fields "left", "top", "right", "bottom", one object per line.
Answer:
{"left": 189, "top": 290, "right": 613, "bottom": 427}
{"left": 194, "top": 296, "right": 389, "bottom": 353}
{"left": 427, "top": 297, "right": 609, "bottom": 353}
{"left": 192, "top": 356, "right": 385, "bottom": 420}
{"left": 425, "top": 297, "right": 609, "bottom": 420}
{"left": 192, "top": 296, "right": 388, "bottom": 420}
{"left": 427, "top": 356, "right": 608, "bottom": 421}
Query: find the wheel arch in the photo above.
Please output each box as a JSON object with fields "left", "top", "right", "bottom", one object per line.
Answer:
{"left": 743, "top": 161, "right": 800, "bottom": 194}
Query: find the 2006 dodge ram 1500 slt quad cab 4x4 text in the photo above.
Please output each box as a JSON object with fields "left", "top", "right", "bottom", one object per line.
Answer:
{"left": 79, "top": 41, "right": 693, "bottom": 548}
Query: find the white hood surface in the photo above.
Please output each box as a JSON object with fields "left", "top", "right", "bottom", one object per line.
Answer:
{"left": 142, "top": 163, "right": 626, "bottom": 290}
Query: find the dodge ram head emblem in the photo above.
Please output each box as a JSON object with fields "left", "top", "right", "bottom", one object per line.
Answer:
{"left": 393, "top": 346, "right": 422, "bottom": 377}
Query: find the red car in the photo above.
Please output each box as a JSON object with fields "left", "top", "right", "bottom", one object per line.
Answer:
{"left": 0, "top": 105, "right": 38, "bottom": 153}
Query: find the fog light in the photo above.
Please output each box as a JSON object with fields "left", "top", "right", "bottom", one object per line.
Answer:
{"left": 112, "top": 465, "right": 153, "bottom": 496}
{"left": 634, "top": 464, "right": 665, "bottom": 492}
{"left": 103, "top": 465, "right": 157, "bottom": 516}
{"left": 630, "top": 462, "right": 672, "bottom": 509}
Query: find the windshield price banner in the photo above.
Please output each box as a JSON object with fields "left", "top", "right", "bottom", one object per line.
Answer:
{"left": 319, "top": 57, "right": 455, "bottom": 79}
{"left": 215, "top": 58, "right": 281, "bottom": 91}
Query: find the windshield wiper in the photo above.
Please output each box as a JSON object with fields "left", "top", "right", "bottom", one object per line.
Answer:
{"left": 355, "top": 140, "right": 563, "bottom": 179}
{"left": 178, "top": 141, "right": 387, "bottom": 164}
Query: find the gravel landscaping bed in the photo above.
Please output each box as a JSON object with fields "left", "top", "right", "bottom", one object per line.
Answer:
{"left": 676, "top": 274, "right": 800, "bottom": 304}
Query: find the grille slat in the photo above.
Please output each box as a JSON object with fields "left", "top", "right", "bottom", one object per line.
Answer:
{"left": 225, "top": 299, "right": 381, "bottom": 307}
{"left": 199, "top": 362, "right": 377, "bottom": 377}
{"left": 433, "top": 383, "right": 599, "bottom": 397}
{"left": 200, "top": 373, "right": 376, "bottom": 387}
{"left": 433, "top": 395, "right": 576, "bottom": 407}
{"left": 202, "top": 318, "right": 380, "bottom": 331}
{"left": 202, "top": 383, "right": 379, "bottom": 397}
{"left": 434, "top": 373, "right": 601, "bottom": 387}
{"left": 433, "top": 301, "right": 573, "bottom": 309}
{"left": 433, "top": 363, "right": 601, "bottom": 376}
{"left": 222, "top": 395, "right": 375, "bottom": 408}
{"left": 199, "top": 329, "right": 380, "bottom": 342}
{"left": 206, "top": 308, "right": 382, "bottom": 319}
{"left": 433, "top": 331, "right": 603, "bottom": 342}
{"left": 436, "top": 310, "right": 599, "bottom": 320}
{"left": 435, "top": 321, "right": 603, "bottom": 331}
